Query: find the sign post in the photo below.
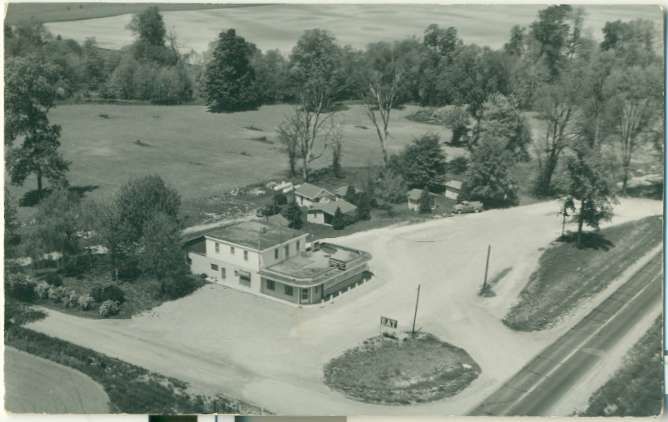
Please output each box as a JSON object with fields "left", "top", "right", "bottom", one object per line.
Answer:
{"left": 411, "top": 284, "right": 421, "bottom": 335}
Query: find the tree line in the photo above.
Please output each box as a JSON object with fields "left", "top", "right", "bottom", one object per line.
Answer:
{"left": 5, "top": 5, "right": 663, "bottom": 247}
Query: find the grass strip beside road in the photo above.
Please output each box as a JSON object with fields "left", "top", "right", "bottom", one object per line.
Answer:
{"left": 582, "top": 317, "right": 663, "bottom": 416}
{"left": 504, "top": 216, "right": 662, "bottom": 331}
{"left": 5, "top": 325, "right": 262, "bottom": 414}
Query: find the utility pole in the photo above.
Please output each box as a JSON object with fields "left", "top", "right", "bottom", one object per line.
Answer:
{"left": 482, "top": 244, "right": 491, "bottom": 292}
{"left": 411, "top": 284, "right": 421, "bottom": 335}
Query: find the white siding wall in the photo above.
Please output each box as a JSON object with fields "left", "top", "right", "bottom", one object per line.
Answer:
{"left": 259, "top": 234, "right": 309, "bottom": 267}
{"left": 307, "top": 212, "right": 327, "bottom": 225}
{"left": 445, "top": 189, "right": 460, "bottom": 200}
{"left": 205, "top": 238, "right": 260, "bottom": 272}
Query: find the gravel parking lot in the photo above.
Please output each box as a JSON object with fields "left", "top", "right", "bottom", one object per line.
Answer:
{"left": 27, "top": 198, "right": 662, "bottom": 415}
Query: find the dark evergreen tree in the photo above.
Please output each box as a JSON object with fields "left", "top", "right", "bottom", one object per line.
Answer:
{"left": 205, "top": 29, "right": 259, "bottom": 112}
{"left": 332, "top": 207, "right": 346, "bottom": 230}
{"left": 418, "top": 190, "right": 433, "bottom": 214}
{"left": 356, "top": 191, "right": 372, "bottom": 221}
{"left": 282, "top": 199, "right": 303, "bottom": 229}
{"left": 393, "top": 133, "right": 446, "bottom": 191}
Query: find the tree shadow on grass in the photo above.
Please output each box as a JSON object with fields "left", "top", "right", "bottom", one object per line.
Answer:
{"left": 558, "top": 231, "right": 615, "bottom": 251}
{"left": 68, "top": 184, "right": 99, "bottom": 198}
{"left": 19, "top": 185, "right": 99, "bottom": 207}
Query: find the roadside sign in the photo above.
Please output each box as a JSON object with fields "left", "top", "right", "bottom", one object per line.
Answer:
{"left": 380, "top": 316, "right": 398, "bottom": 336}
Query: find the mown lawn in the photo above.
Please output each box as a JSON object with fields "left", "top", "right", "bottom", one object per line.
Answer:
{"left": 503, "top": 216, "right": 662, "bottom": 331}
{"left": 583, "top": 317, "right": 662, "bottom": 416}
{"left": 323, "top": 332, "right": 480, "bottom": 405}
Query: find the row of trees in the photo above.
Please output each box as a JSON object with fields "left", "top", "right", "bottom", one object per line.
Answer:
{"left": 6, "top": 7, "right": 193, "bottom": 105}
{"left": 9, "top": 175, "right": 194, "bottom": 297}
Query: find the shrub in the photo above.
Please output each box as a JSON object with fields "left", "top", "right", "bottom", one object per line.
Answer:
{"left": 78, "top": 294, "right": 95, "bottom": 311}
{"left": 44, "top": 272, "right": 63, "bottom": 287}
{"left": 98, "top": 300, "right": 120, "bottom": 318}
{"left": 61, "top": 256, "right": 86, "bottom": 277}
{"left": 91, "top": 285, "right": 126, "bottom": 304}
{"left": 273, "top": 192, "right": 288, "bottom": 206}
{"left": 34, "top": 281, "right": 51, "bottom": 299}
{"left": 48, "top": 286, "right": 67, "bottom": 302}
{"left": 6, "top": 274, "right": 36, "bottom": 302}
{"left": 161, "top": 275, "right": 197, "bottom": 300}
{"left": 449, "top": 156, "right": 469, "bottom": 175}
{"left": 63, "top": 290, "right": 79, "bottom": 308}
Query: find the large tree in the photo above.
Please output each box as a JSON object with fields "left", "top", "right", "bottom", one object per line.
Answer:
{"left": 462, "top": 136, "right": 519, "bottom": 208}
{"left": 8, "top": 121, "right": 69, "bottom": 193}
{"left": 139, "top": 212, "right": 185, "bottom": 280}
{"left": 391, "top": 133, "right": 446, "bottom": 191}
{"left": 276, "top": 107, "right": 341, "bottom": 181}
{"left": 127, "top": 6, "right": 167, "bottom": 47}
{"left": 476, "top": 93, "right": 532, "bottom": 160}
{"left": 115, "top": 175, "right": 181, "bottom": 245}
{"left": 4, "top": 187, "right": 20, "bottom": 255}
{"left": 529, "top": 5, "right": 584, "bottom": 81}
{"left": 601, "top": 19, "right": 659, "bottom": 66}
{"left": 564, "top": 145, "right": 615, "bottom": 248}
{"left": 205, "top": 29, "right": 259, "bottom": 112}
{"left": 30, "top": 187, "right": 83, "bottom": 260}
{"left": 288, "top": 29, "right": 343, "bottom": 112}
{"left": 5, "top": 55, "right": 59, "bottom": 145}
{"left": 281, "top": 29, "right": 344, "bottom": 180}
{"left": 604, "top": 64, "right": 662, "bottom": 194}
{"left": 362, "top": 41, "right": 408, "bottom": 166}
{"left": 532, "top": 62, "right": 586, "bottom": 196}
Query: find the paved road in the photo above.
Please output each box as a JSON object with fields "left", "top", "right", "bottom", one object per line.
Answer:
{"left": 469, "top": 253, "right": 663, "bottom": 416}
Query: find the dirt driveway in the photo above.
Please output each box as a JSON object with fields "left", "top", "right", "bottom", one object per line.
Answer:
{"left": 27, "top": 198, "right": 662, "bottom": 415}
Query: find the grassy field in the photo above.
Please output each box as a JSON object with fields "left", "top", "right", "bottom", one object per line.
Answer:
{"left": 4, "top": 3, "right": 245, "bottom": 24}
{"left": 35, "top": 5, "right": 661, "bottom": 54}
{"left": 503, "top": 215, "right": 662, "bottom": 331}
{"left": 10, "top": 103, "right": 455, "bottom": 204}
{"left": 5, "top": 346, "right": 111, "bottom": 413}
{"left": 583, "top": 317, "right": 662, "bottom": 416}
{"left": 323, "top": 332, "right": 480, "bottom": 405}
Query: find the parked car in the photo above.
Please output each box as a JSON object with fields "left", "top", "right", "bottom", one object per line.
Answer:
{"left": 454, "top": 201, "right": 483, "bottom": 214}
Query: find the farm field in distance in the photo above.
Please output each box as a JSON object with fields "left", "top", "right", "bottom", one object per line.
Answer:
{"left": 3, "top": 3, "right": 244, "bottom": 25}
{"left": 10, "top": 103, "right": 457, "bottom": 204}
{"left": 34, "top": 4, "right": 662, "bottom": 54}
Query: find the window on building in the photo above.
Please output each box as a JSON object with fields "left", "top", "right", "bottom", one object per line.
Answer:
{"left": 274, "top": 249, "right": 279, "bottom": 260}
{"left": 230, "top": 246, "right": 235, "bottom": 255}
{"left": 210, "top": 264, "right": 219, "bottom": 271}
{"left": 244, "top": 250, "right": 248, "bottom": 261}
{"left": 284, "top": 285, "right": 293, "bottom": 296}
{"left": 221, "top": 267, "right": 226, "bottom": 279}
{"left": 296, "top": 240, "right": 300, "bottom": 251}
{"left": 266, "top": 279, "right": 275, "bottom": 291}
{"left": 238, "top": 270, "right": 251, "bottom": 287}
{"left": 215, "top": 242, "right": 220, "bottom": 253}
{"left": 285, "top": 245, "right": 290, "bottom": 258}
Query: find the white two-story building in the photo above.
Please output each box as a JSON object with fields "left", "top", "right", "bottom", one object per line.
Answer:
{"left": 187, "top": 220, "right": 371, "bottom": 304}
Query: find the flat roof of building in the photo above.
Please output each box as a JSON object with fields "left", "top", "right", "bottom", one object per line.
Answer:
{"left": 262, "top": 243, "right": 369, "bottom": 286}
{"left": 205, "top": 220, "right": 305, "bottom": 250}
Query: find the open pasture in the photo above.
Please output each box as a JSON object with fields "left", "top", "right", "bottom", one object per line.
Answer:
{"left": 11, "top": 103, "right": 456, "bottom": 202}
{"left": 39, "top": 5, "right": 662, "bottom": 54}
